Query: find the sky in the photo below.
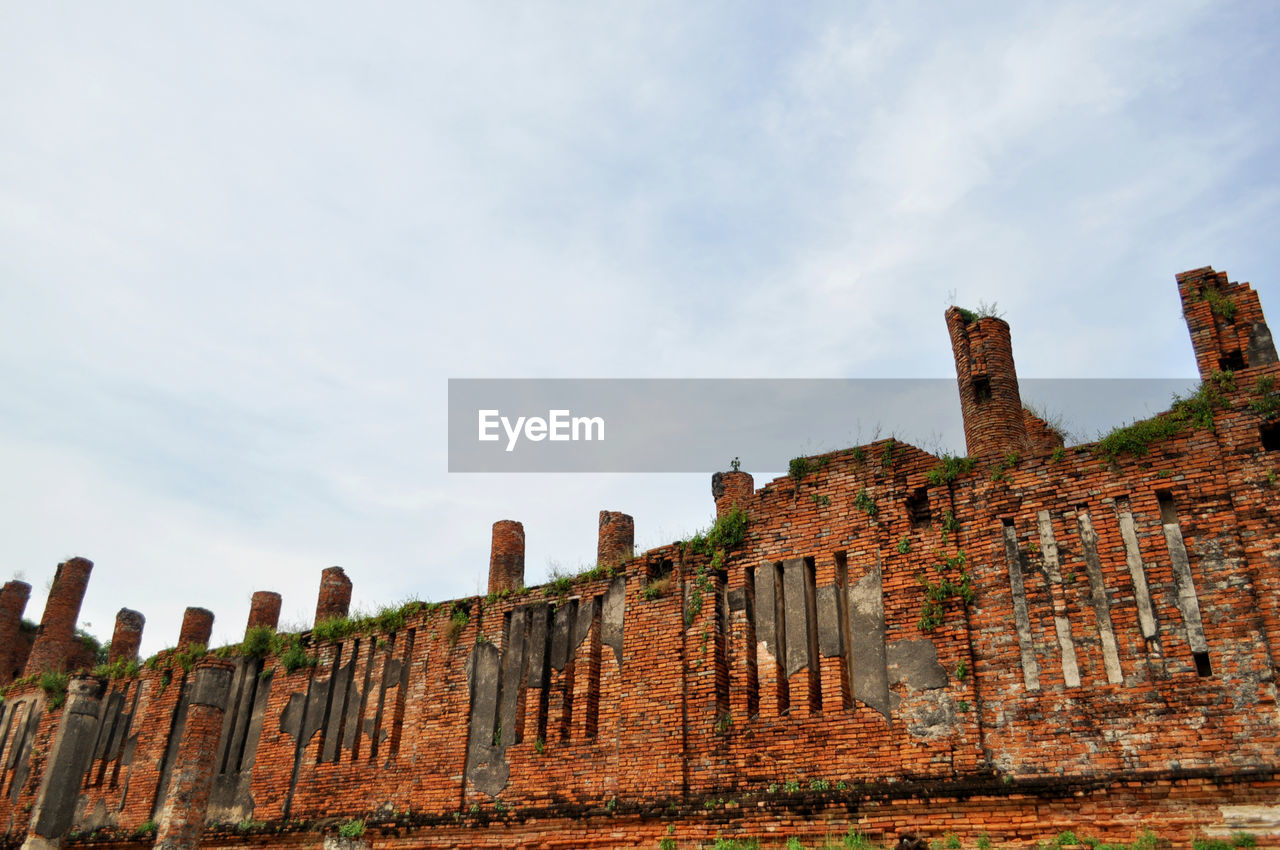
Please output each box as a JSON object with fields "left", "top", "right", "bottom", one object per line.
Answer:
{"left": 2, "top": 1, "right": 1277, "bottom": 659}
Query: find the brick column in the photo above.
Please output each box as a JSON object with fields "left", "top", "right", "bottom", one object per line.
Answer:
{"left": 107, "top": 609, "right": 145, "bottom": 666}
{"left": 945, "top": 308, "right": 1030, "bottom": 461}
{"left": 315, "top": 567, "right": 352, "bottom": 625}
{"left": 487, "top": 521, "right": 525, "bottom": 595}
{"left": 153, "top": 659, "right": 234, "bottom": 850}
{"left": 0, "top": 580, "right": 32, "bottom": 685}
{"left": 712, "top": 470, "right": 753, "bottom": 518}
{"left": 22, "top": 676, "right": 106, "bottom": 850}
{"left": 1177, "top": 266, "right": 1278, "bottom": 378}
{"left": 24, "top": 557, "right": 93, "bottom": 677}
{"left": 596, "top": 511, "right": 634, "bottom": 568}
{"left": 177, "top": 608, "right": 213, "bottom": 649}
{"left": 246, "top": 591, "right": 282, "bottom": 634}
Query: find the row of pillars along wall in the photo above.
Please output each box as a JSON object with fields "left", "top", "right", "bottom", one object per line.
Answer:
{"left": 13, "top": 571, "right": 356, "bottom": 850}
{"left": 0, "top": 561, "right": 362, "bottom": 687}
{"left": 7, "top": 504, "right": 748, "bottom": 683}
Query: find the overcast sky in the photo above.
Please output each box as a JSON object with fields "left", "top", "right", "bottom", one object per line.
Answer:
{"left": 2, "top": 2, "right": 1277, "bottom": 659}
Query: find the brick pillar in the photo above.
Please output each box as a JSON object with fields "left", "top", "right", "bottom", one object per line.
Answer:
{"left": 246, "top": 591, "right": 282, "bottom": 635}
{"left": 0, "top": 580, "right": 32, "bottom": 685}
{"left": 487, "top": 521, "right": 525, "bottom": 595}
{"left": 177, "top": 608, "right": 213, "bottom": 649}
{"left": 108, "top": 609, "right": 145, "bottom": 666}
{"left": 945, "top": 307, "right": 1030, "bottom": 461}
{"left": 1177, "top": 266, "right": 1277, "bottom": 379}
{"left": 596, "top": 511, "right": 634, "bottom": 568}
{"left": 153, "top": 659, "right": 234, "bottom": 850}
{"left": 314, "top": 567, "right": 352, "bottom": 625}
{"left": 22, "top": 676, "right": 106, "bottom": 850}
{"left": 712, "top": 470, "right": 754, "bottom": 518}
{"left": 23, "top": 557, "right": 93, "bottom": 677}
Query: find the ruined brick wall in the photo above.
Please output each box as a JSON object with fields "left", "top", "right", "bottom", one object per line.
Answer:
{"left": 1, "top": 266, "right": 1277, "bottom": 849}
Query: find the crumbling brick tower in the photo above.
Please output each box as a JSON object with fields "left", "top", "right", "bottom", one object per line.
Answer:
{"left": 945, "top": 306, "right": 1033, "bottom": 461}
{"left": 1177, "top": 266, "right": 1278, "bottom": 377}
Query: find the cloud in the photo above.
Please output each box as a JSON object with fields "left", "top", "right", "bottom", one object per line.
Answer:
{"left": 1, "top": 2, "right": 1277, "bottom": 656}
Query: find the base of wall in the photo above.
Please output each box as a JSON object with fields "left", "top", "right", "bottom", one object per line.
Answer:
{"left": 30, "top": 771, "right": 1278, "bottom": 850}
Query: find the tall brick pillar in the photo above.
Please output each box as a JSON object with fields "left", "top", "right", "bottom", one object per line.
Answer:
{"left": 1176, "top": 266, "right": 1277, "bottom": 379}
{"left": 597, "top": 511, "right": 634, "bottom": 568}
{"left": 107, "top": 609, "right": 145, "bottom": 666}
{"left": 22, "top": 676, "right": 106, "bottom": 850}
{"left": 0, "top": 580, "right": 32, "bottom": 685}
{"left": 712, "top": 470, "right": 754, "bottom": 518}
{"left": 23, "top": 557, "right": 93, "bottom": 677}
{"left": 487, "top": 521, "right": 525, "bottom": 595}
{"left": 945, "top": 307, "right": 1030, "bottom": 461}
{"left": 177, "top": 608, "right": 213, "bottom": 649}
{"left": 153, "top": 659, "right": 235, "bottom": 850}
{"left": 314, "top": 567, "right": 352, "bottom": 625}
{"left": 246, "top": 591, "right": 282, "bottom": 635}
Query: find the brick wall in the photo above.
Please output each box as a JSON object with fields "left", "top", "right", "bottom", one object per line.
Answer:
{"left": 1, "top": 267, "right": 1277, "bottom": 849}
